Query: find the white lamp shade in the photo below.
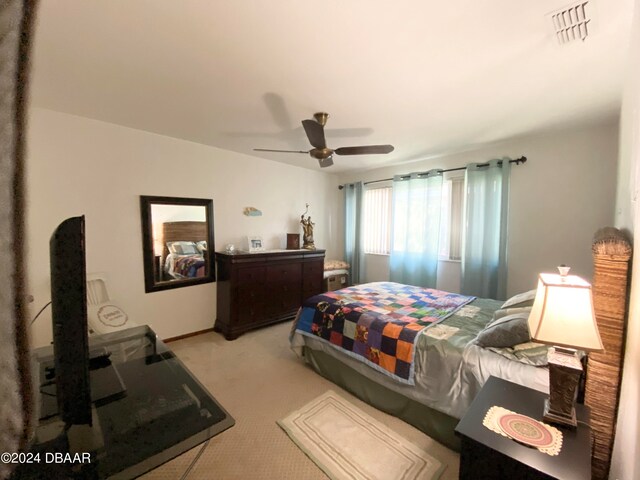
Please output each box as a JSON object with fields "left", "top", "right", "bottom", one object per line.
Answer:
{"left": 153, "top": 239, "right": 164, "bottom": 256}
{"left": 152, "top": 222, "right": 165, "bottom": 256}
{"left": 527, "top": 273, "right": 604, "bottom": 352}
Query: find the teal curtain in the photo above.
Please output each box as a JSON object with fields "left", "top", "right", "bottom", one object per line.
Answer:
{"left": 461, "top": 159, "right": 511, "bottom": 300}
{"left": 344, "top": 182, "right": 364, "bottom": 284}
{"left": 390, "top": 170, "right": 443, "bottom": 288}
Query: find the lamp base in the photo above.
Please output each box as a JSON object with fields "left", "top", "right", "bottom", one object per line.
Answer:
{"left": 544, "top": 347, "right": 582, "bottom": 429}
{"left": 543, "top": 398, "right": 577, "bottom": 428}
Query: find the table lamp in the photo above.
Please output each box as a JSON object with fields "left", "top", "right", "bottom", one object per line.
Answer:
{"left": 527, "top": 266, "right": 603, "bottom": 428}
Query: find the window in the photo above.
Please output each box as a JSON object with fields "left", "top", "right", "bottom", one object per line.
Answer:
{"left": 391, "top": 176, "right": 443, "bottom": 255}
{"left": 361, "top": 176, "right": 464, "bottom": 259}
{"left": 363, "top": 186, "right": 392, "bottom": 254}
{"left": 438, "top": 175, "right": 464, "bottom": 260}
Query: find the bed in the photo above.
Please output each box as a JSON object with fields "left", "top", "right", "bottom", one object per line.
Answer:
{"left": 290, "top": 281, "right": 548, "bottom": 450}
{"left": 161, "top": 221, "right": 208, "bottom": 280}
{"left": 164, "top": 250, "right": 206, "bottom": 278}
{"left": 289, "top": 231, "right": 631, "bottom": 479}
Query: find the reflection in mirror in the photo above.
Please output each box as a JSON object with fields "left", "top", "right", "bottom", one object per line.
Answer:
{"left": 140, "top": 196, "right": 215, "bottom": 293}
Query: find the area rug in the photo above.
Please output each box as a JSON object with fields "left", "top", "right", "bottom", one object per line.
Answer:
{"left": 277, "top": 391, "right": 445, "bottom": 480}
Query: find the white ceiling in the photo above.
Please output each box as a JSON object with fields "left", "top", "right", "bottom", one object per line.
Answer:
{"left": 30, "top": 0, "right": 634, "bottom": 173}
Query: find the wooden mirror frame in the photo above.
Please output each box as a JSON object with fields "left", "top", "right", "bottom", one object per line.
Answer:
{"left": 140, "top": 195, "right": 215, "bottom": 293}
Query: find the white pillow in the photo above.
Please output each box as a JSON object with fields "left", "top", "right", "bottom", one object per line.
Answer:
{"left": 87, "top": 302, "right": 131, "bottom": 335}
{"left": 493, "top": 306, "right": 532, "bottom": 321}
{"left": 167, "top": 241, "right": 199, "bottom": 255}
{"left": 501, "top": 290, "right": 536, "bottom": 309}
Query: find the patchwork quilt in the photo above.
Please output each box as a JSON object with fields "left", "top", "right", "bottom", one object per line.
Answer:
{"left": 293, "top": 282, "right": 475, "bottom": 384}
{"left": 171, "top": 255, "right": 205, "bottom": 278}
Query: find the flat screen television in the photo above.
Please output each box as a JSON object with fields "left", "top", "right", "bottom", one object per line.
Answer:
{"left": 50, "top": 215, "right": 92, "bottom": 426}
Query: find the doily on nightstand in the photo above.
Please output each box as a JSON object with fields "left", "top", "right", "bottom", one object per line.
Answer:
{"left": 483, "top": 405, "right": 563, "bottom": 456}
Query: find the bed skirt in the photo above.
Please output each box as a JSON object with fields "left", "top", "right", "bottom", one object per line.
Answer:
{"left": 302, "top": 346, "right": 461, "bottom": 451}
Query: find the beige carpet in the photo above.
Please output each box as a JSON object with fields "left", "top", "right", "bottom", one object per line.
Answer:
{"left": 140, "top": 321, "right": 459, "bottom": 480}
{"left": 278, "top": 390, "right": 445, "bottom": 480}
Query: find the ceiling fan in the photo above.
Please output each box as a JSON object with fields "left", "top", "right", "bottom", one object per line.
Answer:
{"left": 254, "top": 112, "right": 394, "bottom": 168}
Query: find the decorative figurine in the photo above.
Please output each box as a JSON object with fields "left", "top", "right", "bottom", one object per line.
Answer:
{"left": 300, "top": 203, "right": 316, "bottom": 250}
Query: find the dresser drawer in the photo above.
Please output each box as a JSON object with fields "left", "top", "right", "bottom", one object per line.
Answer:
{"left": 237, "top": 285, "right": 266, "bottom": 305}
{"left": 303, "top": 260, "right": 323, "bottom": 278}
{"left": 266, "top": 263, "right": 301, "bottom": 314}
{"left": 302, "top": 260, "right": 324, "bottom": 298}
{"left": 266, "top": 289, "right": 300, "bottom": 314}
{"left": 236, "top": 266, "right": 267, "bottom": 324}
{"left": 266, "top": 263, "right": 301, "bottom": 284}
{"left": 237, "top": 301, "right": 265, "bottom": 326}
{"left": 237, "top": 266, "right": 266, "bottom": 285}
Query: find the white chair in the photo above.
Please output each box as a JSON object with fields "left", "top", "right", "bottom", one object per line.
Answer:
{"left": 86, "top": 273, "right": 136, "bottom": 335}
{"left": 86, "top": 273, "right": 144, "bottom": 361}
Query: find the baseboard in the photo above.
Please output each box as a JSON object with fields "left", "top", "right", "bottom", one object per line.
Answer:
{"left": 164, "top": 327, "right": 214, "bottom": 343}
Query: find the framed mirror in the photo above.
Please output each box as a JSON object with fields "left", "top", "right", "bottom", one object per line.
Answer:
{"left": 140, "top": 195, "right": 215, "bottom": 293}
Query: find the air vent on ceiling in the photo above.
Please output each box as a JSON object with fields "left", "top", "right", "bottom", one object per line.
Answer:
{"left": 549, "top": 1, "right": 592, "bottom": 45}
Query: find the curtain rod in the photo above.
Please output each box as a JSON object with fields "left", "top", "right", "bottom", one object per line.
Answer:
{"left": 338, "top": 156, "right": 527, "bottom": 190}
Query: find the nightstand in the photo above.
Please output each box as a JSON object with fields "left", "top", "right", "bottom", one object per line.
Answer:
{"left": 455, "top": 376, "right": 591, "bottom": 480}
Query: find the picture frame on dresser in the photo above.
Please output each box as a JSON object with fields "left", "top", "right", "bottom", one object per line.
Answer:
{"left": 247, "top": 236, "right": 264, "bottom": 252}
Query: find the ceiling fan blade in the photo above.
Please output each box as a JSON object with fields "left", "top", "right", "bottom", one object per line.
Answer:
{"left": 318, "top": 156, "right": 334, "bottom": 168}
{"left": 334, "top": 145, "right": 395, "bottom": 156}
{"left": 302, "top": 119, "right": 327, "bottom": 149}
{"left": 253, "top": 148, "right": 309, "bottom": 154}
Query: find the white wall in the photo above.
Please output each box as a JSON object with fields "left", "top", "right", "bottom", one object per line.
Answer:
{"left": 610, "top": 1, "right": 640, "bottom": 478}
{"left": 26, "top": 108, "right": 340, "bottom": 348}
{"left": 338, "top": 120, "right": 619, "bottom": 298}
{"left": 151, "top": 204, "right": 206, "bottom": 223}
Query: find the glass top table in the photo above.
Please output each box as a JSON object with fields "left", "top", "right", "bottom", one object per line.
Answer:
{"left": 15, "top": 326, "right": 234, "bottom": 479}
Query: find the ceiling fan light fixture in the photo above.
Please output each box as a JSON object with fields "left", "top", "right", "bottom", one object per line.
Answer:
{"left": 318, "top": 156, "right": 334, "bottom": 168}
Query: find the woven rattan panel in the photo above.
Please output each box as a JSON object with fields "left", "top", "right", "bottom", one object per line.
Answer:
{"left": 585, "top": 227, "right": 632, "bottom": 480}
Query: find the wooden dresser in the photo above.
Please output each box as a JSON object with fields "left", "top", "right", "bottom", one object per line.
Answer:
{"left": 214, "top": 249, "right": 325, "bottom": 340}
